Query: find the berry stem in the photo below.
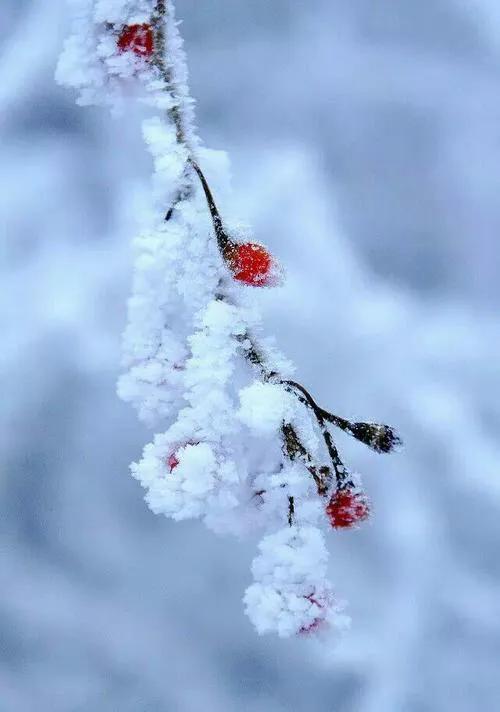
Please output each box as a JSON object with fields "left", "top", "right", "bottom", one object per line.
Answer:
{"left": 281, "top": 381, "right": 351, "bottom": 491}
{"left": 188, "top": 158, "right": 232, "bottom": 254}
{"left": 281, "top": 423, "right": 331, "bottom": 497}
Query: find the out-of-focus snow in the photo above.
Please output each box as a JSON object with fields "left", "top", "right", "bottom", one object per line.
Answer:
{"left": 2, "top": 0, "right": 500, "bottom": 710}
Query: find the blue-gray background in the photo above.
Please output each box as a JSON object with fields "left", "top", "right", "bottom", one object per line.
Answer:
{"left": 2, "top": 2, "right": 500, "bottom": 710}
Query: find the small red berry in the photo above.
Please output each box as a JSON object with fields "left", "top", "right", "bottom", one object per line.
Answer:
{"left": 117, "top": 24, "right": 154, "bottom": 58}
{"left": 167, "top": 453, "right": 179, "bottom": 472}
{"left": 299, "top": 617, "right": 325, "bottom": 635}
{"left": 166, "top": 441, "right": 199, "bottom": 474}
{"left": 227, "top": 243, "right": 277, "bottom": 287}
{"left": 326, "top": 489, "right": 370, "bottom": 529}
{"left": 298, "top": 592, "right": 328, "bottom": 635}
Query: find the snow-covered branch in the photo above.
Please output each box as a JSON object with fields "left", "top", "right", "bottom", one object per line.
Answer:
{"left": 57, "top": 0, "right": 401, "bottom": 638}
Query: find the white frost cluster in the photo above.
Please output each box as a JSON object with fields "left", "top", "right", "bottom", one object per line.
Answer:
{"left": 245, "top": 527, "right": 349, "bottom": 637}
{"left": 57, "top": 0, "right": 349, "bottom": 638}
{"left": 238, "top": 382, "right": 298, "bottom": 435}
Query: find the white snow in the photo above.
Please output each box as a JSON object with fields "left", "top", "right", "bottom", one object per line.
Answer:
{"left": 238, "top": 381, "right": 298, "bottom": 435}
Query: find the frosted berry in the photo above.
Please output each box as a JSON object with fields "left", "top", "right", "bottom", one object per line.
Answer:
{"left": 298, "top": 592, "right": 328, "bottom": 635}
{"left": 326, "top": 489, "right": 370, "bottom": 529}
{"left": 167, "top": 452, "right": 179, "bottom": 472}
{"left": 166, "top": 441, "right": 199, "bottom": 473}
{"left": 227, "top": 243, "right": 276, "bottom": 287}
{"left": 117, "top": 24, "right": 154, "bottom": 58}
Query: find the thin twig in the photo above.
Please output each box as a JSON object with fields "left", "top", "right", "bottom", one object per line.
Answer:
{"left": 189, "top": 158, "right": 232, "bottom": 254}
{"left": 281, "top": 423, "right": 330, "bottom": 497}
{"left": 152, "top": 1, "right": 195, "bottom": 220}
{"left": 280, "top": 381, "right": 350, "bottom": 490}
{"left": 282, "top": 379, "right": 401, "bottom": 454}
{"left": 152, "top": 0, "right": 186, "bottom": 145}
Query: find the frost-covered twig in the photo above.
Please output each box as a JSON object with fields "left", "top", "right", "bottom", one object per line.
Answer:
{"left": 57, "top": 0, "right": 401, "bottom": 638}
{"left": 188, "top": 156, "right": 399, "bottom": 490}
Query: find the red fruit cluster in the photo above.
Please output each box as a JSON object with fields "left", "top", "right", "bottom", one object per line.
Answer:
{"left": 117, "top": 24, "right": 154, "bottom": 58}
{"left": 227, "top": 243, "right": 276, "bottom": 287}
{"left": 326, "top": 489, "right": 370, "bottom": 529}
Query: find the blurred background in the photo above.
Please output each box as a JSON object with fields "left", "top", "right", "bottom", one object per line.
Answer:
{"left": 2, "top": 1, "right": 500, "bottom": 710}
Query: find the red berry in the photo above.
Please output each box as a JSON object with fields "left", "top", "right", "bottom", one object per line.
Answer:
{"left": 117, "top": 24, "right": 154, "bottom": 58}
{"left": 167, "top": 453, "right": 179, "bottom": 472}
{"left": 166, "top": 441, "right": 199, "bottom": 474}
{"left": 299, "top": 617, "right": 325, "bottom": 635}
{"left": 298, "top": 592, "right": 328, "bottom": 635}
{"left": 326, "top": 489, "right": 370, "bottom": 529}
{"left": 227, "top": 243, "right": 276, "bottom": 287}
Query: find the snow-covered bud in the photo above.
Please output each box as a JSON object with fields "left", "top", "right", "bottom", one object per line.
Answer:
{"left": 347, "top": 422, "right": 402, "bottom": 454}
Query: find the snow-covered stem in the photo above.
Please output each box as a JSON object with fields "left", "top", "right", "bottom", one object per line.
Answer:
{"left": 151, "top": 2, "right": 182, "bottom": 139}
